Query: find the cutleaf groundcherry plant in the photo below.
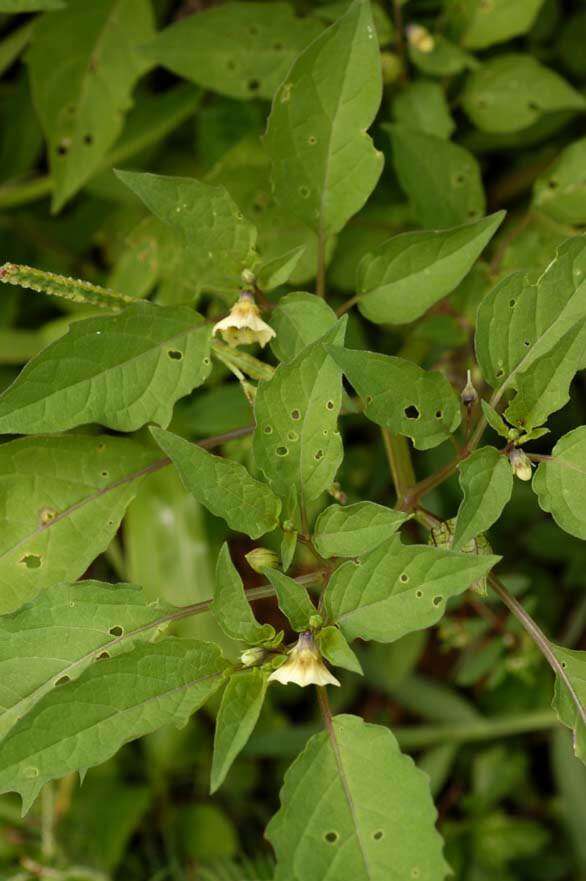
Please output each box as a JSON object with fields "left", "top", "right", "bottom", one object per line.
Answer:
{"left": 0, "top": 0, "right": 585, "bottom": 878}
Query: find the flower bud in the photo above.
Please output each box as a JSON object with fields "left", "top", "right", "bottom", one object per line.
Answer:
{"left": 268, "top": 631, "right": 340, "bottom": 688}
{"left": 407, "top": 23, "right": 435, "bottom": 54}
{"left": 241, "top": 268, "right": 256, "bottom": 289}
{"left": 245, "top": 547, "right": 279, "bottom": 574}
{"left": 509, "top": 447, "right": 533, "bottom": 481}
{"left": 461, "top": 369, "right": 478, "bottom": 407}
{"left": 240, "top": 646, "right": 267, "bottom": 668}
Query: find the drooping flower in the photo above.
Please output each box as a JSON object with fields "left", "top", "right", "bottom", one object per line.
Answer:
{"left": 269, "top": 631, "right": 340, "bottom": 688}
{"left": 212, "top": 291, "right": 275, "bottom": 349}
{"left": 509, "top": 447, "right": 533, "bottom": 481}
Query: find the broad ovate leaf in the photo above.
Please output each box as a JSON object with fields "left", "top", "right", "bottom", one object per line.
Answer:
{"left": 534, "top": 427, "right": 586, "bottom": 539}
{"left": 324, "top": 535, "right": 500, "bottom": 643}
{"left": 329, "top": 346, "right": 461, "bottom": 450}
{"left": 27, "top": 0, "right": 155, "bottom": 211}
{"left": 356, "top": 212, "right": 504, "bottom": 325}
{"left": 317, "top": 626, "right": 362, "bottom": 675}
{"left": 0, "top": 302, "right": 212, "bottom": 434}
{"left": 392, "top": 80, "right": 455, "bottom": 140}
{"left": 551, "top": 645, "right": 586, "bottom": 765}
{"left": 211, "top": 669, "right": 268, "bottom": 793}
{"left": 264, "top": 0, "right": 384, "bottom": 237}
{"left": 116, "top": 170, "right": 257, "bottom": 296}
{"left": 145, "top": 2, "right": 322, "bottom": 101}
{"left": 265, "top": 569, "right": 316, "bottom": 632}
{"left": 0, "top": 581, "right": 170, "bottom": 740}
{"left": 213, "top": 543, "right": 276, "bottom": 645}
{"left": 270, "top": 292, "right": 337, "bottom": 363}
{"left": 453, "top": 447, "right": 513, "bottom": 550}
{"left": 313, "top": 501, "right": 407, "bottom": 558}
{"left": 0, "top": 638, "right": 229, "bottom": 811}
{"left": 387, "top": 124, "right": 485, "bottom": 229}
{"left": 267, "top": 714, "right": 449, "bottom": 881}
{"left": 533, "top": 137, "right": 586, "bottom": 227}
{"left": 461, "top": 54, "right": 584, "bottom": 134}
{"left": 0, "top": 434, "right": 158, "bottom": 614}
{"left": 253, "top": 321, "right": 346, "bottom": 509}
{"left": 150, "top": 427, "right": 281, "bottom": 540}
{"left": 448, "top": 0, "right": 546, "bottom": 49}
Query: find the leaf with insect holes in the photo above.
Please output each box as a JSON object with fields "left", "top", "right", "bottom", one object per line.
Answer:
{"left": 213, "top": 543, "right": 276, "bottom": 645}
{"left": 452, "top": 447, "right": 513, "bottom": 551}
{"left": 313, "top": 502, "right": 407, "bottom": 559}
{"left": 551, "top": 644, "right": 586, "bottom": 765}
{"left": 0, "top": 435, "right": 159, "bottom": 615}
{"left": 386, "top": 124, "right": 485, "bottom": 229}
{"left": 27, "top": 0, "right": 154, "bottom": 211}
{"left": 0, "top": 581, "right": 171, "bottom": 741}
{"left": 211, "top": 669, "right": 269, "bottom": 793}
{"left": 475, "top": 236, "right": 586, "bottom": 420}
{"left": 533, "top": 137, "right": 586, "bottom": 226}
{"left": 264, "top": 0, "right": 384, "bottom": 237}
{"left": 324, "top": 535, "right": 500, "bottom": 643}
{"left": 254, "top": 321, "right": 347, "bottom": 509}
{"left": 0, "top": 638, "right": 229, "bottom": 812}
{"left": 0, "top": 302, "right": 212, "bottom": 435}
{"left": 144, "top": 2, "right": 322, "bottom": 101}
{"left": 356, "top": 212, "right": 504, "bottom": 326}
{"left": 269, "top": 292, "right": 337, "bottom": 363}
{"left": 461, "top": 54, "right": 584, "bottom": 134}
{"left": 150, "top": 427, "right": 281, "bottom": 540}
{"left": 328, "top": 346, "right": 461, "bottom": 450}
{"left": 534, "top": 427, "right": 586, "bottom": 540}
{"left": 116, "top": 170, "right": 258, "bottom": 297}
{"left": 267, "top": 714, "right": 450, "bottom": 881}
{"left": 264, "top": 569, "right": 316, "bottom": 632}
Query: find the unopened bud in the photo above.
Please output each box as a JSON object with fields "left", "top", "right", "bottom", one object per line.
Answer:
{"left": 407, "top": 23, "right": 435, "bottom": 53}
{"left": 461, "top": 369, "right": 478, "bottom": 407}
{"left": 240, "top": 646, "right": 267, "bottom": 667}
{"left": 241, "top": 268, "right": 256, "bottom": 289}
{"left": 509, "top": 448, "right": 533, "bottom": 481}
{"left": 245, "top": 547, "right": 279, "bottom": 574}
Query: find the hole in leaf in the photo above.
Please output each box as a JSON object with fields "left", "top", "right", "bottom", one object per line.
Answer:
{"left": 24, "top": 767, "right": 39, "bottom": 779}
{"left": 468, "top": 209, "right": 479, "bottom": 219}
{"left": 276, "top": 446, "right": 289, "bottom": 457}
{"left": 496, "top": 368, "right": 504, "bottom": 378}
{"left": 168, "top": 349, "right": 183, "bottom": 360}
{"left": 40, "top": 507, "right": 57, "bottom": 525}
{"left": 322, "top": 429, "right": 329, "bottom": 436}
{"left": 55, "top": 675, "right": 70, "bottom": 687}
{"left": 291, "top": 409, "right": 301, "bottom": 420}
{"left": 548, "top": 179, "right": 558, "bottom": 189}
{"left": 326, "top": 400, "right": 335, "bottom": 410}
{"left": 411, "top": 868, "right": 421, "bottom": 880}
{"left": 452, "top": 173, "right": 465, "bottom": 186}
{"left": 524, "top": 340, "right": 530, "bottom": 347}
{"left": 109, "top": 625, "right": 124, "bottom": 637}
{"left": 308, "top": 135, "right": 317, "bottom": 145}
{"left": 324, "top": 831, "right": 338, "bottom": 844}
{"left": 248, "top": 78, "right": 261, "bottom": 92}
{"left": 287, "top": 431, "right": 298, "bottom": 441}
{"left": 404, "top": 405, "right": 420, "bottom": 420}
{"left": 415, "top": 590, "right": 423, "bottom": 598}
{"left": 373, "top": 830, "right": 384, "bottom": 841}
{"left": 299, "top": 185, "right": 310, "bottom": 198}
{"left": 97, "top": 442, "right": 106, "bottom": 452}
{"left": 83, "top": 133, "right": 93, "bottom": 145}
{"left": 96, "top": 651, "right": 110, "bottom": 661}
{"left": 433, "top": 596, "right": 443, "bottom": 606}
{"left": 101, "top": 470, "right": 109, "bottom": 478}
{"left": 509, "top": 299, "right": 516, "bottom": 308}
{"left": 314, "top": 449, "right": 324, "bottom": 460}
{"left": 273, "top": 41, "right": 284, "bottom": 50}
{"left": 20, "top": 554, "right": 41, "bottom": 569}
{"left": 435, "top": 410, "right": 443, "bottom": 419}
{"left": 366, "top": 395, "right": 374, "bottom": 404}
{"left": 57, "top": 139, "right": 70, "bottom": 156}
{"left": 399, "top": 573, "right": 409, "bottom": 583}
{"left": 264, "top": 425, "right": 273, "bottom": 435}
{"left": 203, "top": 357, "right": 211, "bottom": 366}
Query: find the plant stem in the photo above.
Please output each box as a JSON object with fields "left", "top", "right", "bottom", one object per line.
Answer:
{"left": 316, "top": 230, "right": 327, "bottom": 299}
{"left": 41, "top": 783, "right": 56, "bottom": 860}
{"left": 395, "top": 710, "right": 557, "bottom": 750}
{"left": 382, "top": 429, "right": 415, "bottom": 505}
{"left": 336, "top": 293, "right": 360, "bottom": 317}
{"left": 392, "top": 0, "right": 408, "bottom": 81}
{"left": 488, "top": 574, "right": 586, "bottom": 731}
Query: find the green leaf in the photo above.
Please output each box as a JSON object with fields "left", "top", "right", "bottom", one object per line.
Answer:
{"left": 213, "top": 543, "right": 276, "bottom": 645}
{"left": 408, "top": 34, "right": 477, "bottom": 77}
{"left": 145, "top": 2, "right": 322, "bottom": 101}
{"left": 313, "top": 501, "right": 407, "bottom": 558}
{"left": 269, "top": 292, "right": 337, "bottom": 363}
{"left": 387, "top": 124, "right": 486, "bottom": 228}
{"left": 392, "top": 80, "right": 455, "bottom": 140}
{"left": 265, "top": 569, "right": 316, "bottom": 631}
{"left": 256, "top": 246, "right": 306, "bottom": 293}
{"left": 0, "top": 638, "right": 229, "bottom": 811}
{"left": 462, "top": 54, "right": 584, "bottom": 134}
{"left": 0, "top": 581, "right": 170, "bottom": 740}
{"left": 0, "top": 302, "right": 212, "bottom": 434}
{"left": 324, "top": 535, "right": 500, "bottom": 643}
{"left": 281, "top": 529, "right": 298, "bottom": 572}
{"left": 116, "top": 170, "right": 257, "bottom": 296}
{"left": 448, "top": 0, "right": 546, "bottom": 49}
{"left": 150, "top": 427, "right": 281, "bottom": 540}
{"left": 534, "top": 427, "right": 586, "bottom": 539}
{"left": 264, "top": 0, "right": 384, "bottom": 237}
{"left": 0, "top": 434, "right": 158, "bottom": 614}
{"left": 453, "top": 447, "right": 513, "bottom": 550}
{"left": 356, "top": 212, "right": 504, "bottom": 325}
{"left": 27, "top": 0, "right": 155, "bottom": 211}
{"left": 475, "top": 236, "right": 586, "bottom": 415}
{"left": 253, "top": 322, "right": 346, "bottom": 508}
{"left": 481, "top": 400, "right": 510, "bottom": 439}
{"left": 533, "top": 137, "right": 586, "bottom": 226}
{"left": 211, "top": 669, "right": 268, "bottom": 793}
{"left": 317, "top": 626, "right": 362, "bottom": 674}
{"left": 551, "top": 645, "right": 586, "bottom": 765}
{"left": 429, "top": 519, "right": 493, "bottom": 596}
{"left": 328, "top": 346, "right": 461, "bottom": 450}
{"left": 267, "top": 714, "right": 449, "bottom": 881}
